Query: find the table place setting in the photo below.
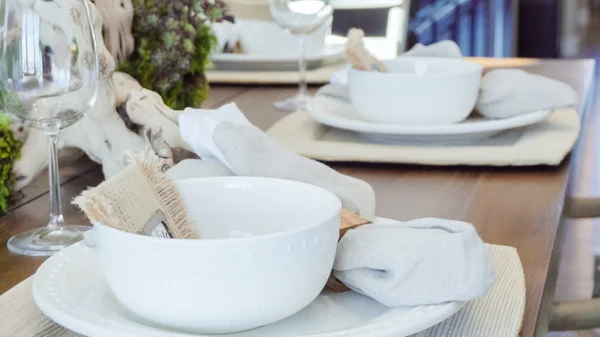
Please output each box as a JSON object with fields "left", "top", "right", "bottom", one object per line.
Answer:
{"left": 0, "top": 0, "right": 593, "bottom": 336}
{"left": 1, "top": 102, "right": 526, "bottom": 337}
{"left": 268, "top": 34, "right": 581, "bottom": 166}
{"left": 207, "top": 0, "right": 347, "bottom": 85}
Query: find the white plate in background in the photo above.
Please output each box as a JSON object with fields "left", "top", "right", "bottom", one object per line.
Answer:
{"left": 308, "top": 85, "right": 553, "bottom": 144}
{"left": 210, "top": 41, "right": 345, "bottom": 71}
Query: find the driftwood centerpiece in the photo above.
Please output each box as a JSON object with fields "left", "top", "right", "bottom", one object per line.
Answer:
{"left": 12, "top": 0, "right": 194, "bottom": 194}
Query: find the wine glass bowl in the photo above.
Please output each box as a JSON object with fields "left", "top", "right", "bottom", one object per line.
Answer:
{"left": 269, "top": 0, "right": 333, "bottom": 112}
{"left": 1, "top": 3, "right": 98, "bottom": 130}
{"left": 0, "top": 0, "right": 99, "bottom": 256}
{"left": 270, "top": 0, "right": 333, "bottom": 35}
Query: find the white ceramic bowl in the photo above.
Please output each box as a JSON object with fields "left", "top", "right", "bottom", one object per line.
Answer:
{"left": 237, "top": 18, "right": 331, "bottom": 55}
{"left": 88, "top": 177, "right": 341, "bottom": 334}
{"left": 348, "top": 57, "right": 483, "bottom": 125}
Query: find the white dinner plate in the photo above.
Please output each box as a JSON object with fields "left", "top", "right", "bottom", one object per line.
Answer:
{"left": 210, "top": 42, "right": 345, "bottom": 71}
{"left": 33, "top": 217, "right": 464, "bottom": 337}
{"left": 308, "top": 85, "right": 553, "bottom": 144}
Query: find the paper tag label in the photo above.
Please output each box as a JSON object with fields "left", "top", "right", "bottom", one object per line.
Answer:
{"left": 142, "top": 211, "right": 173, "bottom": 239}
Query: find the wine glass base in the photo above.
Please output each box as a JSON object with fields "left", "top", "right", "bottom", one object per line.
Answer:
{"left": 273, "top": 94, "right": 311, "bottom": 112}
{"left": 7, "top": 225, "right": 91, "bottom": 257}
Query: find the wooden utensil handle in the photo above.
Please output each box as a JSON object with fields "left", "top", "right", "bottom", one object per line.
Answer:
{"left": 328, "top": 210, "right": 372, "bottom": 293}
{"left": 339, "top": 209, "right": 371, "bottom": 239}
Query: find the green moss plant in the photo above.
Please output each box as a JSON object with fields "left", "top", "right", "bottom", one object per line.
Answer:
{"left": 119, "top": 0, "right": 226, "bottom": 109}
{"left": 0, "top": 113, "right": 21, "bottom": 213}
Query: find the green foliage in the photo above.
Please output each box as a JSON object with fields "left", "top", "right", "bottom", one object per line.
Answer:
{"left": 0, "top": 113, "right": 21, "bottom": 213}
{"left": 119, "top": 0, "right": 225, "bottom": 110}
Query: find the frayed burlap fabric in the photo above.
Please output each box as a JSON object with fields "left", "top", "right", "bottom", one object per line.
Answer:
{"left": 73, "top": 151, "right": 197, "bottom": 239}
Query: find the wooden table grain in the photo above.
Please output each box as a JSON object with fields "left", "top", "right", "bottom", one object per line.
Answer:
{"left": 0, "top": 59, "right": 595, "bottom": 337}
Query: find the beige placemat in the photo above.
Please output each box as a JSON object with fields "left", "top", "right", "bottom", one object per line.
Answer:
{"left": 267, "top": 108, "right": 580, "bottom": 166}
{"left": 0, "top": 277, "right": 81, "bottom": 337}
{"left": 206, "top": 58, "right": 541, "bottom": 85}
{"left": 206, "top": 63, "right": 344, "bottom": 84}
{"left": 413, "top": 245, "right": 525, "bottom": 337}
{"left": 224, "top": 0, "right": 271, "bottom": 21}
{"left": 0, "top": 244, "right": 524, "bottom": 337}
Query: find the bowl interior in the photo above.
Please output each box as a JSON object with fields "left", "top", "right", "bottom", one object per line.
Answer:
{"left": 175, "top": 177, "right": 340, "bottom": 239}
{"left": 381, "top": 58, "right": 483, "bottom": 76}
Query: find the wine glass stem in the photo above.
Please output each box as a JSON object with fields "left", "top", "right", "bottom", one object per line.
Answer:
{"left": 46, "top": 132, "right": 65, "bottom": 229}
{"left": 298, "top": 35, "right": 308, "bottom": 104}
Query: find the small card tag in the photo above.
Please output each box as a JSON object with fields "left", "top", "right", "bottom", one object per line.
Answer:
{"left": 142, "top": 210, "right": 173, "bottom": 239}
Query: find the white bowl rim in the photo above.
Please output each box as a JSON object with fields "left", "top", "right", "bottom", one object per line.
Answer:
{"left": 93, "top": 176, "right": 342, "bottom": 245}
{"left": 349, "top": 57, "right": 484, "bottom": 78}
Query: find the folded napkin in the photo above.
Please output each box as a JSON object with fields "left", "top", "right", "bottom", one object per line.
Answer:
{"left": 212, "top": 1, "right": 270, "bottom": 53}
{"left": 334, "top": 218, "right": 495, "bottom": 306}
{"left": 401, "top": 40, "right": 463, "bottom": 58}
{"left": 179, "top": 103, "right": 376, "bottom": 219}
{"left": 476, "top": 68, "right": 577, "bottom": 119}
{"left": 212, "top": 20, "right": 239, "bottom": 53}
{"left": 176, "top": 103, "right": 495, "bottom": 307}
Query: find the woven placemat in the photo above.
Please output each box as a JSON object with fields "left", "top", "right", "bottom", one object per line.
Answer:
{"left": 267, "top": 108, "right": 580, "bottom": 166}
{"left": 205, "top": 57, "right": 541, "bottom": 85}
{"left": 0, "top": 244, "right": 524, "bottom": 337}
{"left": 414, "top": 245, "right": 525, "bottom": 337}
{"left": 206, "top": 63, "right": 344, "bottom": 84}
{"left": 0, "top": 277, "right": 81, "bottom": 337}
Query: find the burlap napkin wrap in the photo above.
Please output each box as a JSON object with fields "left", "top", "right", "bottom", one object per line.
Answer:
{"left": 73, "top": 151, "right": 197, "bottom": 239}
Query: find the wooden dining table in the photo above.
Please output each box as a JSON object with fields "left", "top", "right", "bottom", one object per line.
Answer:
{"left": 0, "top": 58, "right": 596, "bottom": 337}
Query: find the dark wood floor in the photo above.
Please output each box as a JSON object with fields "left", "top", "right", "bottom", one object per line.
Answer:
{"left": 548, "top": 9, "right": 600, "bottom": 337}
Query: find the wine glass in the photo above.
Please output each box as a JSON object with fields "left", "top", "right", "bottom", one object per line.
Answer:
{"left": 270, "top": 0, "right": 333, "bottom": 112}
{"left": 0, "top": 0, "right": 99, "bottom": 256}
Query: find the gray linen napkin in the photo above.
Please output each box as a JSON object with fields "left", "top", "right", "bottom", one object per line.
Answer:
{"left": 400, "top": 40, "right": 463, "bottom": 58}
{"left": 334, "top": 218, "right": 495, "bottom": 306}
{"left": 177, "top": 103, "right": 495, "bottom": 306}
{"left": 168, "top": 157, "right": 497, "bottom": 306}
{"left": 179, "top": 103, "right": 376, "bottom": 219}
{"left": 476, "top": 68, "right": 577, "bottom": 119}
